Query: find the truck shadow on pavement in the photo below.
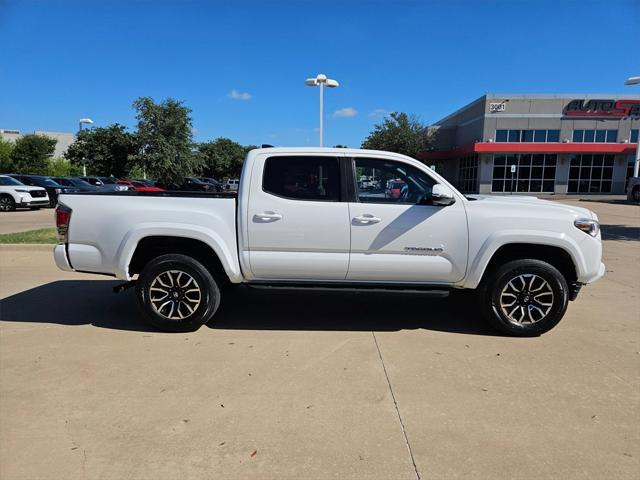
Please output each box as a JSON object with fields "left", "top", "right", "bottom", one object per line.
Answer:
{"left": 601, "top": 224, "right": 640, "bottom": 241}
{"left": 0, "top": 280, "right": 498, "bottom": 336}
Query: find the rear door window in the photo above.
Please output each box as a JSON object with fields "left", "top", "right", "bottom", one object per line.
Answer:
{"left": 263, "top": 156, "right": 340, "bottom": 201}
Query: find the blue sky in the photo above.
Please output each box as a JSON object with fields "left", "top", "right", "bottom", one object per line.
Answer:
{"left": 1, "top": 0, "right": 638, "bottom": 148}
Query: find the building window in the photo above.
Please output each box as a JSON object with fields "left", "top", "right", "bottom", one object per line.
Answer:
{"left": 491, "top": 154, "right": 557, "bottom": 193}
{"left": 631, "top": 129, "right": 639, "bottom": 143}
{"left": 627, "top": 155, "right": 637, "bottom": 181}
{"left": 567, "top": 155, "right": 614, "bottom": 193}
{"left": 572, "top": 129, "right": 618, "bottom": 143}
{"left": 508, "top": 130, "right": 520, "bottom": 142}
{"left": 495, "top": 129, "right": 559, "bottom": 142}
{"left": 458, "top": 155, "right": 478, "bottom": 193}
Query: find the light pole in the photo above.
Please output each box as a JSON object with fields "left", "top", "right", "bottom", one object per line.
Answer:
{"left": 625, "top": 76, "right": 640, "bottom": 177}
{"left": 78, "top": 118, "right": 94, "bottom": 176}
{"left": 305, "top": 74, "right": 339, "bottom": 146}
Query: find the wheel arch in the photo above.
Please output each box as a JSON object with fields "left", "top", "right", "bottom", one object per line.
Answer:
{"left": 478, "top": 243, "right": 578, "bottom": 288}
{"left": 117, "top": 225, "right": 242, "bottom": 283}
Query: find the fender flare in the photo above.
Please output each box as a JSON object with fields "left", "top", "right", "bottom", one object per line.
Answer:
{"left": 114, "top": 222, "right": 242, "bottom": 282}
{"left": 462, "top": 230, "right": 586, "bottom": 289}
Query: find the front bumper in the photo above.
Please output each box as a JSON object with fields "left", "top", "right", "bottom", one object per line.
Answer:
{"left": 19, "top": 199, "right": 50, "bottom": 207}
{"left": 582, "top": 262, "right": 606, "bottom": 284}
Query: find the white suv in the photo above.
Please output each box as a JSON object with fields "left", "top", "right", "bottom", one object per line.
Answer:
{"left": 0, "top": 175, "right": 50, "bottom": 211}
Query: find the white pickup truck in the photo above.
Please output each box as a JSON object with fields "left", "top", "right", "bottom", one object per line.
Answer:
{"left": 54, "top": 148, "right": 604, "bottom": 336}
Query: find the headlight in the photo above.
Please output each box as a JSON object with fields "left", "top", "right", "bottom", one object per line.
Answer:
{"left": 574, "top": 218, "right": 600, "bottom": 237}
{"left": 115, "top": 185, "right": 129, "bottom": 191}
{"left": 14, "top": 189, "right": 29, "bottom": 193}
{"left": 55, "top": 188, "right": 62, "bottom": 194}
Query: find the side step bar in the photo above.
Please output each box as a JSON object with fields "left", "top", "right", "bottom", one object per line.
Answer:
{"left": 246, "top": 283, "right": 450, "bottom": 297}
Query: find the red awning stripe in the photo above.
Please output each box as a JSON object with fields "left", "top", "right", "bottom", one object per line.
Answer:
{"left": 418, "top": 142, "right": 638, "bottom": 160}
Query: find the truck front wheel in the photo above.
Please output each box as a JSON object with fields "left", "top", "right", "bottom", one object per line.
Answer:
{"left": 135, "top": 254, "right": 221, "bottom": 332}
{"left": 479, "top": 259, "right": 569, "bottom": 336}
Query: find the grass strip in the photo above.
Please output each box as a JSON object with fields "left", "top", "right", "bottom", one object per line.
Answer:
{"left": 0, "top": 228, "right": 57, "bottom": 244}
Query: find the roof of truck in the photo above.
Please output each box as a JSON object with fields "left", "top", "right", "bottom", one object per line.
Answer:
{"left": 248, "top": 147, "right": 412, "bottom": 157}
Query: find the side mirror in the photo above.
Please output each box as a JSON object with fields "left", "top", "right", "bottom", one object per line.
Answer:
{"left": 431, "top": 184, "right": 456, "bottom": 206}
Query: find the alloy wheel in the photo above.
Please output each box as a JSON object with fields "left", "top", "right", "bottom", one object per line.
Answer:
{"left": 0, "top": 197, "right": 13, "bottom": 211}
{"left": 149, "top": 270, "right": 202, "bottom": 320}
{"left": 499, "top": 273, "right": 554, "bottom": 325}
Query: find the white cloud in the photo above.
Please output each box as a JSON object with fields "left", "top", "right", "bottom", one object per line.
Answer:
{"left": 333, "top": 107, "right": 358, "bottom": 118}
{"left": 228, "top": 89, "right": 253, "bottom": 101}
{"left": 369, "top": 108, "right": 391, "bottom": 118}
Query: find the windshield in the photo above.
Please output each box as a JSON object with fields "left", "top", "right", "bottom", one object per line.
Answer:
{"left": 69, "top": 178, "right": 93, "bottom": 187}
{"left": 40, "top": 178, "right": 63, "bottom": 187}
{"left": 99, "top": 177, "right": 117, "bottom": 184}
{"left": 0, "top": 176, "right": 23, "bottom": 186}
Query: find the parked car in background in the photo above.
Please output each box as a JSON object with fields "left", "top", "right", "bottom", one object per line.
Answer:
{"left": 133, "top": 179, "right": 159, "bottom": 187}
{"left": 626, "top": 176, "right": 640, "bottom": 202}
{"left": 385, "top": 179, "right": 406, "bottom": 199}
{"left": 52, "top": 177, "right": 100, "bottom": 192}
{"left": 197, "top": 177, "right": 223, "bottom": 192}
{"left": 54, "top": 147, "right": 604, "bottom": 336}
{"left": 0, "top": 174, "right": 49, "bottom": 211}
{"left": 8, "top": 174, "right": 80, "bottom": 207}
{"left": 223, "top": 178, "right": 239, "bottom": 191}
{"left": 79, "top": 176, "right": 132, "bottom": 192}
{"left": 160, "top": 177, "right": 214, "bottom": 192}
{"left": 116, "top": 180, "right": 165, "bottom": 192}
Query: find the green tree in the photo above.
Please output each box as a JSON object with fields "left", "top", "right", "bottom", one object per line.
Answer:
{"left": 131, "top": 96, "right": 202, "bottom": 184}
{"left": 0, "top": 137, "right": 14, "bottom": 172}
{"left": 10, "top": 134, "right": 57, "bottom": 174}
{"left": 46, "top": 157, "right": 83, "bottom": 177}
{"left": 65, "top": 124, "right": 138, "bottom": 177}
{"left": 198, "top": 138, "right": 249, "bottom": 179}
{"left": 361, "top": 112, "right": 435, "bottom": 159}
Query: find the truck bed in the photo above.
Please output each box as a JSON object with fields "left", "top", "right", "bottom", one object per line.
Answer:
{"left": 56, "top": 192, "right": 241, "bottom": 281}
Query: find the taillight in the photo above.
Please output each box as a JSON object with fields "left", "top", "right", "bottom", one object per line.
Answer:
{"left": 55, "top": 203, "right": 72, "bottom": 243}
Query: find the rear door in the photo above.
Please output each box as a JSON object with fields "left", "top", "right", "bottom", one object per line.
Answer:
{"left": 347, "top": 156, "right": 468, "bottom": 283}
{"left": 246, "top": 154, "right": 351, "bottom": 280}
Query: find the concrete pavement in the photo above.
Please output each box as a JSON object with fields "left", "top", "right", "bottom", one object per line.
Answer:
{"left": 0, "top": 200, "right": 638, "bottom": 479}
{"left": 0, "top": 207, "right": 54, "bottom": 234}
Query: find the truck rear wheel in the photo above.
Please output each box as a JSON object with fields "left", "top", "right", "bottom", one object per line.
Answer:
{"left": 135, "top": 254, "right": 221, "bottom": 332}
{"left": 479, "top": 259, "right": 569, "bottom": 337}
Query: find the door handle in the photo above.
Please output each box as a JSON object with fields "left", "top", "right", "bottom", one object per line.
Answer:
{"left": 254, "top": 212, "right": 283, "bottom": 221}
{"left": 353, "top": 214, "right": 381, "bottom": 224}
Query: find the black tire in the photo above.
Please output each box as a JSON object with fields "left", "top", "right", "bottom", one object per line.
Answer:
{"left": 0, "top": 194, "right": 16, "bottom": 212}
{"left": 135, "top": 254, "right": 221, "bottom": 332}
{"left": 632, "top": 186, "right": 640, "bottom": 203}
{"left": 478, "top": 259, "right": 569, "bottom": 337}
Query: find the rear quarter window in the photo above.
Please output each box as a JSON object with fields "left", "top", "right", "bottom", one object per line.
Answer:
{"left": 262, "top": 156, "right": 340, "bottom": 201}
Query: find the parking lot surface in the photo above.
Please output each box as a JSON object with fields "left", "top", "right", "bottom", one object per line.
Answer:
{"left": 0, "top": 207, "right": 54, "bottom": 234}
{"left": 1, "top": 200, "right": 638, "bottom": 479}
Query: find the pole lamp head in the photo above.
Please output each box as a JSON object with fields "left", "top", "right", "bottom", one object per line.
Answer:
{"left": 624, "top": 76, "right": 640, "bottom": 86}
{"left": 305, "top": 74, "right": 339, "bottom": 88}
{"left": 79, "top": 118, "right": 94, "bottom": 125}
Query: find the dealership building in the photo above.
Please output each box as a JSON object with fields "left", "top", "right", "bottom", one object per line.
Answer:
{"left": 419, "top": 94, "right": 639, "bottom": 195}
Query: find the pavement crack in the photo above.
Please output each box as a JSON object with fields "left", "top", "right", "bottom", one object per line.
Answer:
{"left": 372, "top": 331, "right": 421, "bottom": 480}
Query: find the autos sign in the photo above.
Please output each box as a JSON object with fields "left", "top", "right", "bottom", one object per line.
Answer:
{"left": 563, "top": 99, "right": 640, "bottom": 117}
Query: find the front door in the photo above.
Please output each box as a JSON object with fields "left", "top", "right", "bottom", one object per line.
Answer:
{"left": 347, "top": 157, "right": 468, "bottom": 283}
{"left": 246, "top": 154, "right": 351, "bottom": 280}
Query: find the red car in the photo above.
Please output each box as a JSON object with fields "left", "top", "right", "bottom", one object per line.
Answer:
{"left": 116, "top": 180, "right": 165, "bottom": 192}
{"left": 385, "top": 179, "right": 406, "bottom": 199}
